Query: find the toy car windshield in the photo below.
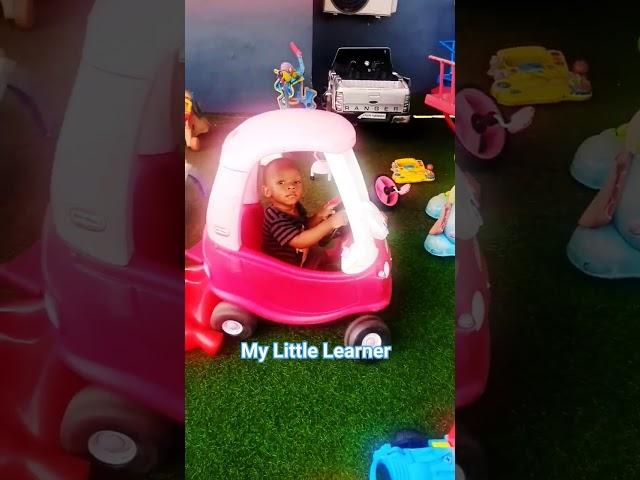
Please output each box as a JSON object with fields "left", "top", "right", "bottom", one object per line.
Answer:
{"left": 331, "top": 47, "right": 395, "bottom": 81}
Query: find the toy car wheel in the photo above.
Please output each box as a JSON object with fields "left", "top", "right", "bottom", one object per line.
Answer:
{"left": 373, "top": 175, "right": 399, "bottom": 209}
{"left": 391, "top": 429, "right": 428, "bottom": 448}
{"left": 60, "top": 387, "right": 173, "bottom": 475}
{"left": 344, "top": 315, "right": 391, "bottom": 347}
{"left": 211, "top": 302, "right": 257, "bottom": 339}
{"left": 456, "top": 87, "right": 507, "bottom": 161}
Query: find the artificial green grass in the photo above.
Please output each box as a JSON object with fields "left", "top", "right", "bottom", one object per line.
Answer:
{"left": 456, "top": 4, "right": 640, "bottom": 479}
{"left": 185, "top": 119, "right": 455, "bottom": 479}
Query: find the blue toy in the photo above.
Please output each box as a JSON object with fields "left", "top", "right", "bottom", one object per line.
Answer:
{"left": 435, "top": 40, "right": 455, "bottom": 87}
{"left": 273, "top": 41, "right": 317, "bottom": 110}
{"left": 369, "top": 432, "right": 455, "bottom": 480}
{"left": 567, "top": 109, "right": 640, "bottom": 278}
{"left": 425, "top": 187, "right": 455, "bottom": 257}
{"left": 570, "top": 124, "right": 627, "bottom": 189}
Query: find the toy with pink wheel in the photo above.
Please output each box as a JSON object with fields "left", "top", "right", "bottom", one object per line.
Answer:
{"left": 372, "top": 175, "right": 411, "bottom": 209}
{"left": 456, "top": 87, "right": 534, "bottom": 161}
{"left": 372, "top": 158, "right": 434, "bottom": 209}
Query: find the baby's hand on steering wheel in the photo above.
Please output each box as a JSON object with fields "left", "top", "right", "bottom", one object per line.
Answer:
{"left": 329, "top": 210, "right": 348, "bottom": 229}
{"left": 319, "top": 197, "right": 342, "bottom": 220}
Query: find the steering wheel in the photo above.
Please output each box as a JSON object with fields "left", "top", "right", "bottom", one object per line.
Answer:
{"left": 319, "top": 195, "right": 350, "bottom": 246}
{"left": 329, "top": 223, "right": 351, "bottom": 243}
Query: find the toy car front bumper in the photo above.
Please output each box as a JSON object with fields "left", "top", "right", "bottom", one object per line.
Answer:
{"left": 345, "top": 111, "right": 410, "bottom": 123}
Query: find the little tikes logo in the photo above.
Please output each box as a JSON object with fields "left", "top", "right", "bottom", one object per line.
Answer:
{"left": 69, "top": 208, "right": 106, "bottom": 232}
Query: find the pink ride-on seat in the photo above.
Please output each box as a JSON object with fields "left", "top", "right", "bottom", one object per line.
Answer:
{"left": 240, "top": 203, "right": 265, "bottom": 251}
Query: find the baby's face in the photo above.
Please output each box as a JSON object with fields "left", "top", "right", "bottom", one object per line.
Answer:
{"left": 264, "top": 162, "right": 303, "bottom": 208}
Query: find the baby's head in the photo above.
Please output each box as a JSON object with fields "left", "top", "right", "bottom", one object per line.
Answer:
{"left": 262, "top": 157, "right": 303, "bottom": 208}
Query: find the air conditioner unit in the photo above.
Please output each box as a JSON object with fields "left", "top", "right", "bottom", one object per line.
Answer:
{"left": 323, "top": 0, "right": 398, "bottom": 17}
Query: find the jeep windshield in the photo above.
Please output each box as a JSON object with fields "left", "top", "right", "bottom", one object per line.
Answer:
{"left": 331, "top": 48, "right": 395, "bottom": 81}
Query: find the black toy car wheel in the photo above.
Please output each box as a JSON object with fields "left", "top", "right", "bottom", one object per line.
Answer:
{"left": 344, "top": 315, "right": 391, "bottom": 347}
{"left": 210, "top": 302, "right": 257, "bottom": 339}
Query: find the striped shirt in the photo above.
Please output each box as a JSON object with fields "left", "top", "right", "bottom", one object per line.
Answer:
{"left": 262, "top": 203, "right": 308, "bottom": 265}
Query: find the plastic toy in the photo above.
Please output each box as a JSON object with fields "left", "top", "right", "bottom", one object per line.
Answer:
{"left": 369, "top": 427, "right": 455, "bottom": 479}
{"left": 185, "top": 90, "right": 210, "bottom": 151}
{"left": 424, "top": 186, "right": 454, "bottom": 257}
{"left": 186, "top": 109, "right": 392, "bottom": 348}
{"left": 570, "top": 39, "right": 638, "bottom": 189}
{"left": 570, "top": 122, "right": 640, "bottom": 189}
{"left": 185, "top": 165, "right": 224, "bottom": 356}
{"left": 373, "top": 175, "right": 411, "bottom": 208}
{"left": 455, "top": 168, "right": 491, "bottom": 407}
{"left": 457, "top": 87, "right": 534, "bottom": 160}
{"left": 567, "top": 108, "right": 640, "bottom": 279}
{"left": 372, "top": 158, "right": 433, "bottom": 209}
{"left": 185, "top": 252, "right": 224, "bottom": 356}
{"left": 0, "top": 0, "right": 34, "bottom": 28}
{"left": 435, "top": 40, "right": 455, "bottom": 87}
{"left": 422, "top": 48, "right": 455, "bottom": 256}
{"left": 324, "top": 47, "right": 411, "bottom": 124}
{"left": 273, "top": 41, "right": 317, "bottom": 109}
{"left": 424, "top": 53, "right": 455, "bottom": 132}
{"left": 488, "top": 46, "right": 591, "bottom": 106}
{"left": 392, "top": 158, "right": 435, "bottom": 183}
{"left": 0, "top": 1, "right": 183, "bottom": 474}
{"left": 310, "top": 151, "right": 332, "bottom": 181}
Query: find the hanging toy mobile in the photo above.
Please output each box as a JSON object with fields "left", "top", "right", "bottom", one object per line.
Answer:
{"left": 273, "top": 42, "right": 317, "bottom": 109}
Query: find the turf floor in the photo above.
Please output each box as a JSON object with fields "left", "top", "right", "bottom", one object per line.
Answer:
{"left": 456, "top": 4, "right": 640, "bottom": 479}
{"left": 185, "top": 117, "right": 455, "bottom": 479}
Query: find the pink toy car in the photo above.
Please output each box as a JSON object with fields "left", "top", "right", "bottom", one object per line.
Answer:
{"left": 0, "top": 2, "right": 183, "bottom": 476}
{"left": 456, "top": 235, "right": 491, "bottom": 408}
{"left": 186, "top": 109, "right": 393, "bottom": 347}
{"left": 454, "top": 168, "right": 491, "bottom": 408}
{"left": 457, "top": 87, "right": 534, "bottom": 161}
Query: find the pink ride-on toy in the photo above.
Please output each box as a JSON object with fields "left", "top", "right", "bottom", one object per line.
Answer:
{"left": 0, "top": 1, "right": 183, "bottom": 476}
{"left": 454, "top": 168, "right": 491, "bottom": 480}
{"left": 373, "top": 174, "right": 411, "bottom": 209}
{"left": 185, "top": 109, "right": 393, "bottom": 349}
{"left": 457, "top": 88, "right": 534, "bottom": 160}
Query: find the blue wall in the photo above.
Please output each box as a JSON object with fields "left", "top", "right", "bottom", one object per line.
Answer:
{"left": 186, "top": 0, "right": 313, "bottom": 113}
{"left": 313, "top": 0, "right": 454, "bottom": 114}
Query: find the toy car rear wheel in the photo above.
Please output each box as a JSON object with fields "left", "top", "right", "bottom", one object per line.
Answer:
{"left": 344, "top": 315, "right": 391, "bottom": 347}
{"left": 211, "top": 302, "right": 257, "bottom": 340}
{"left": 60, "top": 387, "right": 173, "bottom": 475}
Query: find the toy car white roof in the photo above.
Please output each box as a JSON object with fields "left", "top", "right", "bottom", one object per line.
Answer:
{"left": 219, "top": 109, "right": 356, "bottom": 173}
